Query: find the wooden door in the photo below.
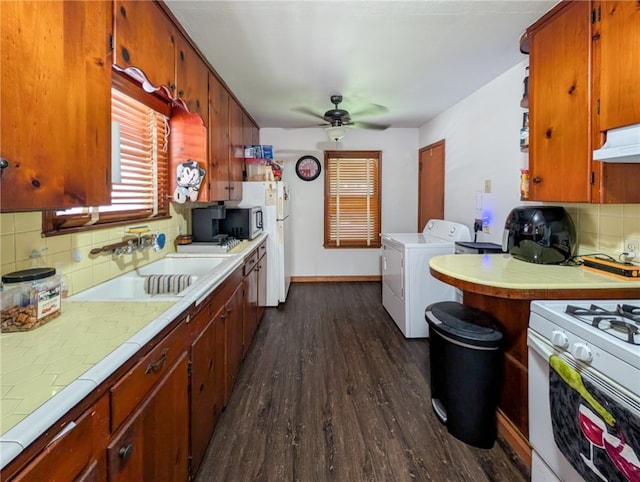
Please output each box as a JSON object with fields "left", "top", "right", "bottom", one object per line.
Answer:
{"left": 175, "top": 35, "right": 209, "bottom": 123}
{"left": 107, "top": 354, "right": 189, "bottom": 482}
{"left": 256, "top": 251, "right": 267, "bottom": 324}
{"left": 208, "top": 72, "right": 231, "bottom": 201}
{"left": 212, "top": 303, "right": 227, "bottom": 415}
{"left": 597, "top": 0, "right": 640, "bottom": 131}
{"left": 528, "top": 1, "right": 591, "bottom": 202}
{"left": 113, "top": 0, "right": 175, "bottom": 90}
{"left": 0, "top": 0, "right": 111, "bottom": 211}
{"left": 417, "top": 140, "right": 445, "bottom": 231}
{"left": 242, "top": 264, "right": 258, "bottom": 358}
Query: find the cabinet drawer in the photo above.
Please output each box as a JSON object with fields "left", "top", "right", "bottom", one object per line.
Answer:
{"left": 13, "top": 395, "right": 108, "bottom": 482}
{"left": 110, "top": 321, "right": 187, "bottom": 430}
{"left": 257, "top": 240, "right": 267, "bottom": 260}
{"left": 242, "top": 250, "right": 258, "bottom": 276}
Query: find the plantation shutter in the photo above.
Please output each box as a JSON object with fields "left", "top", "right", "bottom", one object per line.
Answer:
{"left": 324, "top": 151, "right": 381, "bottom": 248}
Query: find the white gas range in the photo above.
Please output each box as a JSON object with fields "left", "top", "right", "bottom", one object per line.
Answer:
{"left": 528, "top": 299, "right": 640, "bottom": 482}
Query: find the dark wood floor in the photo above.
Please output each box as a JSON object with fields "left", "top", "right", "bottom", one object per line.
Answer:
{"left": 196, "top": 282, "right": 528, "bottom": 482}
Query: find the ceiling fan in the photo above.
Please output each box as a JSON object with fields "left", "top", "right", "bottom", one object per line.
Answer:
{"left": 295, "top": 95, "right": 389, "bottom": 140}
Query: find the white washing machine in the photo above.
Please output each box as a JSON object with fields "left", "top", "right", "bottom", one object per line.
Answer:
{"left": 381, "top": 219, "right": 471, "bottom": 338}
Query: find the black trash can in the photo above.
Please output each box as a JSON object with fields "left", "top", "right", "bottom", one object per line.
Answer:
{"left": 425, "top": 301, "right": 503, "bottom": 449}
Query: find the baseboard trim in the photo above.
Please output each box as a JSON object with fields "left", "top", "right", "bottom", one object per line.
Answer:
{"left": 497, "top": 409, "right": 531, "bottom": 470}
{"left": 291, "top": 275, "right": 381, "bottom": 283}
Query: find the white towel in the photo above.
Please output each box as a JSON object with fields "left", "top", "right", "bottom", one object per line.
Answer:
{"left": 144, "top": 274, "right": 193, "bottom": 295}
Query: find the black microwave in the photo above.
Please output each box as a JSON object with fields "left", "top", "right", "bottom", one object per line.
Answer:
{"left": 220, "top": 207, "right": 263, "bottom": 240}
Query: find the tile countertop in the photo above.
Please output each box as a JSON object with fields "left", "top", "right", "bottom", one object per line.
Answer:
{"left": 0, "top": 233, "right": 266, "bottom": 469}
{"left": 429, "top": 253, "right": 640, "bottom": 291}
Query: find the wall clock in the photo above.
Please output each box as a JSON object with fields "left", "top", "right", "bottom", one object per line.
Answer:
{"left": 295, "top": 155, "right": 321, "bottom": 181}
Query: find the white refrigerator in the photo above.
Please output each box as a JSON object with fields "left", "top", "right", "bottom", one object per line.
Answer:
{"left": 238, "top": 182, "right": 291, "bottom": 305}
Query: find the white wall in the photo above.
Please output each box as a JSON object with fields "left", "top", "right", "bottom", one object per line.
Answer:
{"left": 260, "top": 128, "right": 418, "bottom": 277}
{"left": 419, "top": 61, "right": 528, "bottom": 244}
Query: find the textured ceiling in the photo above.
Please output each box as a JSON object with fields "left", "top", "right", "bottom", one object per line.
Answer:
{"left": 165, "top": 0, "right": 559, "bottom": 129}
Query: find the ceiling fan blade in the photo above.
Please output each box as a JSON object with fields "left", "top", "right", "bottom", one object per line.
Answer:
{"left": 350, "top": 103, "right": 389, "bottom": 118}
{"left": 292, "top": 106, "right": 326, "bottom": 121}
{"left": 352, "top": 121, "right": 389, "bottom": 130}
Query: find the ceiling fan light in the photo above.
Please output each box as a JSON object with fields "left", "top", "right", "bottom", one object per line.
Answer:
{"left": 326, "top": 125, "right": 347, "bottom": 141}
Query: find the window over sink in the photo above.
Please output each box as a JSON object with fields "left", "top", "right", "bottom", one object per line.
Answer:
{"left": 42, "top": 74, "right": 171, "bottom": 235}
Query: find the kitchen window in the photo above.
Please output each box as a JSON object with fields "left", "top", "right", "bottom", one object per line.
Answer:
{"left": 43, "top": 76, "right": 170, "bottom": 235}
{"left": 324, "top": 150, "right": 381, "bottom": 248}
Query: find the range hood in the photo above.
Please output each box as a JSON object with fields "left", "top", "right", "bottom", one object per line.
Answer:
{"left": 593, "top": 124, "right": 640, "bottom": 163}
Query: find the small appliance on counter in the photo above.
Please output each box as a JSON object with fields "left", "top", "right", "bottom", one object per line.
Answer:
{"left": 220, "top": 206, "right": 263, "bottom": 240}
{"left": 502, "top": 206, "right": 576, "bottom": 264}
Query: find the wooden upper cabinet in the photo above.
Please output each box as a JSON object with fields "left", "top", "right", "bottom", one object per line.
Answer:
{"left": 596, "top": 1, "right": 640, "bottom": 132}
{"left": 113, "top": 0, "right": 176, "bottom": 91}
{"left": 0, "top": 0, "right": 111, "bottom": 212}
{"left": 528, "top": 0, "right": 592, "bottom": 202}
{"left": 228, "top": 98, "right": 245, "bottom": 201}
{"left": 208, "top": 72, "right": 231, "bottom": 201}
{"left": 175, "top": 35, "right": 209, "bottom": 123}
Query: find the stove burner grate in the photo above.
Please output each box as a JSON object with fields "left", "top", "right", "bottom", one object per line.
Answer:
{"left": 565, "top": 303, "right": 640, "bottom": 345}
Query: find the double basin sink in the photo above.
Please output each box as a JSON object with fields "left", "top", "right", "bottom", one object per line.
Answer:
{"left": 68, "top": 255, "right": 236, "bottom": 302}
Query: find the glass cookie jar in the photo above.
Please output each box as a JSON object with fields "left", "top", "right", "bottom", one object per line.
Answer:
{"left": 1, "top": 267, "right": 62, "bottom": 332}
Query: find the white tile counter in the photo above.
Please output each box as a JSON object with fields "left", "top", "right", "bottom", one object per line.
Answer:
{"left": 0, "top": 233, "right": 266, "bottom": 469}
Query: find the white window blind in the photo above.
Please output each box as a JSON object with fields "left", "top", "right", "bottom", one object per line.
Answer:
{"left": 43, "top": 87, "right": 169, "bottom": 233}
{"left": 324, "top": 151, "right": 381, "bottom": 248}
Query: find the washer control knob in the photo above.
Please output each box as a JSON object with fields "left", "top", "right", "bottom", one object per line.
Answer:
{"left": 571, "top": 343, "right": 593, "bottom": 363}
{"left": 551, "top": 330, "right": 569, "bottom": 348}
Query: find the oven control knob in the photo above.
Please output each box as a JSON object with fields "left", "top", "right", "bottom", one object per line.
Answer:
{"left": 570, "top": 343, "right": 593, "bottom": 363}
{"left": 551, "top": 330, "right": 569, "bottom": 348}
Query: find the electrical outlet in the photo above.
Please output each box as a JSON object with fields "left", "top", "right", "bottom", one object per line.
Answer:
{"left": 484, "top": 179, "right": 492, "bottom": 193}
{"left": 483, "top": 220, "right": 490, "bottom": 234}
{"left": 624, "top": 238, "right": 639, "bottom": 254}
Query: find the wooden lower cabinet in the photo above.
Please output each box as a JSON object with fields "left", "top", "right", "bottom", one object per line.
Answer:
{"left": 242, "top": 256, "right": 259, "bottom": 359}
{"left": 5, "top": 260, "right": 264, "bottom": 481}
{"left": 107, "top": 353, "right": 189, "bottom": 482}
{"left": 189, "top": 305, "right": 218, "bottom": 476}
{"left": 224, "top": 283, "right": 244, "bottom": 405}
{"left": 11, "top": 395, "right": 109, "bottom": 482}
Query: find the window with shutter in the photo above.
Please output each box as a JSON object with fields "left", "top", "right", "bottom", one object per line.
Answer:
{"left": 43, "top": 78, "right": 170, "bottom": 235}
{"left": 324, "top": 150, "right": 381, "bottom": 248}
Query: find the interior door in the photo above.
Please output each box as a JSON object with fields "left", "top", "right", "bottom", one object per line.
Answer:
{"left": 418, "top": 140, "right": 445, "bottom": 230}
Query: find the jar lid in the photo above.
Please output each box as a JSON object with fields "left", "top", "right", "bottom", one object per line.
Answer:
{"left": 2, "top": 267, "right": 56, "bottom": 283}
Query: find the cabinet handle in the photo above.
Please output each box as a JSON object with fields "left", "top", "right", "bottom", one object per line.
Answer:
{"left": 0, "top": 158, "right": 8, "bottom": 178}
{"left": 178, "top": 90, "right": 184, "bottom": 98}
{"left": 145, "top": 348, "right": 168, "bottom": 374}
{"left": 532, "top": 177, "right": 542, "bottom": 184}
{"left": 119, "top": 444, "right": 133, "bottom": 461}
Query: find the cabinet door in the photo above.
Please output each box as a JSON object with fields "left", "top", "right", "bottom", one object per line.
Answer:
{"left": 597, "top": 0, "right": 640, "bottom": 131}
{"left": 107, "top": 353, "right": 189, "bottom": 482}
{"left": 224, "top": 283, "right": 244, "bottom": 404}
{"left": 528, "top": 1, "right": 592, "bottom": 202}
{"left": 190, "top": 312, "right": 216, "bottom": 476}
{"left": 0, "top": 0, "right": 111, "bottom": 211}
{"left": 257, "top": 250, "right": 267, "bottom": 324}
{"left": 212, "top": 303, "right": 227, "bottom": 414}
{"left": 242, "top": 264, "right": 258, "bottom": 359}
{"left": 13, "top": 395, "right": 109, "bottom": 482}
{"left": 228, "top": 98, "right": 245, "bottom": 201}
{"left": 208, "top": 72, "right": 231, "bottom": 201}
{"left": 113, "top": 0, "right": 175, "bottom": 91}
{"left": 175, "top": 35, "right": 209, "bottom": 123}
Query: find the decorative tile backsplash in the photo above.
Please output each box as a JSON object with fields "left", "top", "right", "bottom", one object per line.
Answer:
{"left": 0, "top": 205, "right": 189, "bottom": 296}
{"left": 562, "top": 203, "right": 640, "bottom": 257}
